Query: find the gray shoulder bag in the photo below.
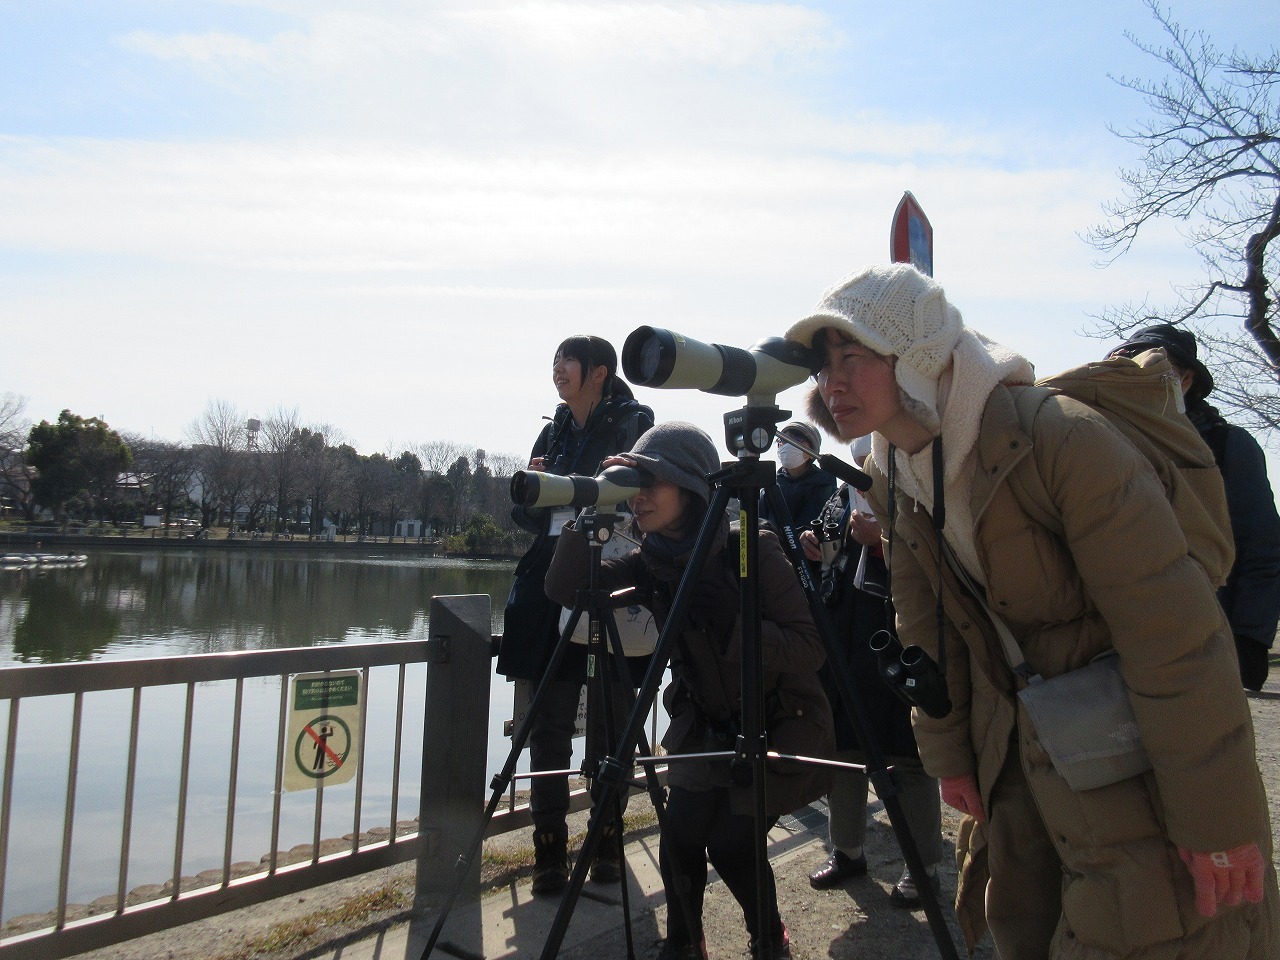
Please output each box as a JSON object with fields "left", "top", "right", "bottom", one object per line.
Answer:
{"left": 940, "top": 542, "right": 1151, "bottom": 792}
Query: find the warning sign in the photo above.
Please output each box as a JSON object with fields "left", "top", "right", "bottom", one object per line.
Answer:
{"left": 284, "top": 671, "right": 361, "bottom": 792}
{"left": 508, "top": 679, "right": 587, "bottom": 742}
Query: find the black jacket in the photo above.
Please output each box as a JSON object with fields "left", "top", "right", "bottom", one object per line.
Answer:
{"left": 511, "top": 383, "right": 654, "bottom": 534}
{"left": 1188, "top": 399, "right": 1280, "bottom": 649}
{"left": 757, "top": 464, "right": 837, "bottom": 534}
{"left": 497, "top": 384, "right": 654, "bottom": 680}
{"left": 812, "top": 483, "right": 917, "bottom": 757}
{"left": 545, "top": 516, "right": 834, "bottom": 818}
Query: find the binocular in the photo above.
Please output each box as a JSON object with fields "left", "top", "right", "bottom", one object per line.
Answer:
{"left": 809, "top": 517, "right": 843, "bottom": 567}
{"left": 869, "top": 629, "right": 952, "bottom": 719}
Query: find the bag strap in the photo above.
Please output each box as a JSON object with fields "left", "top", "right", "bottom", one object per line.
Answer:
{"left": 937, "top": 537, "right": 1042, "bottom": 687}
{"left": 1009, "top": 386, "right": 1063, "bottom": 537}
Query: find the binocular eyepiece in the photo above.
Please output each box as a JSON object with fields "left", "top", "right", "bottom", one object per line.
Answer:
{"left": 868, "top": 629, "right": 952, "bottom": 719}
{"left": 809, "top": 517, "right": 843, "bottom": 567}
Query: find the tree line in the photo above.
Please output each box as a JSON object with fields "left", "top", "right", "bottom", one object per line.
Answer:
{"left": 0, "top": 396, "right": 531, "bottom": 555}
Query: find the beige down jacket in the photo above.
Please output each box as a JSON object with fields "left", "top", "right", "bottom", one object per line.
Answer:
{"left": 866, "top": 384, "right": 1280, "bottom": 958}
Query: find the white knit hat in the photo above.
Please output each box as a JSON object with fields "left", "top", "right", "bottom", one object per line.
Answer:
{"left": 785, "top": 263, "right": 963, "bottom": 432}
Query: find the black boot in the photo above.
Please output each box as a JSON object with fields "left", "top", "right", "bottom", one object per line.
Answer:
{"left": 531, "top": 826, "right": 569, "bottom": 896}
{"left": 589, "top": 822, "right": 622, "bottom": 883}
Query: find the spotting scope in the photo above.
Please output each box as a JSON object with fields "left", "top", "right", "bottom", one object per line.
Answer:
{"left": 622, "top": 327, "right": 819, "bottom": 404}
{"left": 510, "top": 465, "right": 651, "bottom": 510}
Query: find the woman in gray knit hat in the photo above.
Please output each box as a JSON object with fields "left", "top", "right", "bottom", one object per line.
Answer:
{"left": 545, "top": 421, "right": 835, "bottom": 960}
{"left": 787, "top": 262, "right": 1279, "bottom": 960}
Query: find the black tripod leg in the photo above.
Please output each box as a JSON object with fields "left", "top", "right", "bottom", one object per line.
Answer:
{"left": 538, "top": 485, "right": 735, "bottom": 960}
{"left": 416, "top": 599, "right": 593, "bottom": 960}
{"left": 598, "top": 610, "right": 712, "bottom": 958}
{"left": 597, "top": 613, "right": 670, "bottom": 831}
{"left": 583, "top": 609, "right": 643, "bottom": 960}
{"left": 734, "top": 487, "right": 773, "bottom": 951}
{"left": 763, "top": 484, "right": 961, "bottom": 960}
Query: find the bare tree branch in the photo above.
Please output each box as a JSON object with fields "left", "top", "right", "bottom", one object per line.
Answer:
{"left": 1085, "top": 0, "right": 1280, "bottom": 430}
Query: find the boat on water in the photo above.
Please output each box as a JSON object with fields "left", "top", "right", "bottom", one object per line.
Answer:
{"left": 0, "top": 553, "right": 89, "bottom": 570}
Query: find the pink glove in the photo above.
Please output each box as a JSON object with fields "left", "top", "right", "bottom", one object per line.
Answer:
{"left": 1177, "top": 843, "right": 1266, "bottom": 917}
{"left": 940, "top": 774, "right": 985, "bottom": 823}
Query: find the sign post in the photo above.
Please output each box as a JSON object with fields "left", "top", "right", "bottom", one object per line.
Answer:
{"left": 285, "top": 670, "right": 361, "bottom": 792}
{"left": 890, "top": 191, "right": 934, "bottom": 277}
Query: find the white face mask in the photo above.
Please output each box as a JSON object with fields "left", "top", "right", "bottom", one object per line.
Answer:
{"left": 849, "top": 435, "right": 873, "bottom": 465}
{"left": 778, "top": 444, "right": 809, "bottom": 471}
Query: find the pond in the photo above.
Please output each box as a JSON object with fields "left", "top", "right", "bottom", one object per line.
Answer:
{"left": 0, "top": 547, "right": 526, "bottom": 920}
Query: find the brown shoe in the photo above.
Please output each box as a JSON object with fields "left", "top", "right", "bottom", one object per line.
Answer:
{"left": 808, "top": 850, "right": 867, "bottom": 889}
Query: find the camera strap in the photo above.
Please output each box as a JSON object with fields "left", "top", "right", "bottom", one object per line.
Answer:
{"left": 884, "top": 439, "right": 948, "bottom": 681}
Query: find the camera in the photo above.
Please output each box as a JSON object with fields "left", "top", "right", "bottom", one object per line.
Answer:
{"left": 808, "top": 518, "right": 842, "bottom": 605}
{"left": 510, "top": 464, "right": 651, "bottom": 510}
{"left": 622, "top": 327, "right": 820, "bottom": 404}
{"left": 868, "top": 629, "right": 951, "bottom": 719}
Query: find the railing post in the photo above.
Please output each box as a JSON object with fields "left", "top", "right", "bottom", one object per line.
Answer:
{"left": 413, "top": 595, "right": 492, "bottom": 914}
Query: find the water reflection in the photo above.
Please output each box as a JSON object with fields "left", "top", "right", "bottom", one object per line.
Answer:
{"left": 11, "top": 571, "right": 122, "bottom": 661}
{"left": 0, "top": 550, "right": 516, "bottom": 664}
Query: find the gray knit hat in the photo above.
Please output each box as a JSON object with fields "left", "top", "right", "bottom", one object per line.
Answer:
{"left": 785, "top": 263, "right": 963, "bottom": 432}
{"left": 779, "top": 420, "right": 821, "bottom": 454}
{"left": 627, "top": 421, "right": 720, "bottom": 504}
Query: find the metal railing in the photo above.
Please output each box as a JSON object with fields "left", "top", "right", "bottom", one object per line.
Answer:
{"left": 0, "top": 594, "right": 509, "bottom": 960}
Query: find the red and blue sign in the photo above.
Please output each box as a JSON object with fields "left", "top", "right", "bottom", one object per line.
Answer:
{"left": 890, "top": 191, "right": 934, "bottom": 277}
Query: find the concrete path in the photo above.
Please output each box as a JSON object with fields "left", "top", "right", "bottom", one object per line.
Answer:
{"left": 313, "top": 801, "right": 977, "bottom": 960}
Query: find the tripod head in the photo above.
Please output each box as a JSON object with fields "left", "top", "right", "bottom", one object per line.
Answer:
{"left": 718, "top": 404, "right": 872, "bottom": 491}
{"left": 723, "top": 405, "right": 791, "bottom": 458}
{"left": 573, "top": 504, "right": 631, "bottom": 551}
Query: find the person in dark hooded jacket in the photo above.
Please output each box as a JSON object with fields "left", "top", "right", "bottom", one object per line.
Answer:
{"left": 797, "top": 435, "right": 944, "bottom": 906}
{"left": 545, "top": 421, "right": 834, "bottom": 960}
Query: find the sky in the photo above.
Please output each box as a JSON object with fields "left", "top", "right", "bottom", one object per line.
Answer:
{"left": 2, "top": 0, "right": 1278, "bottom": 467}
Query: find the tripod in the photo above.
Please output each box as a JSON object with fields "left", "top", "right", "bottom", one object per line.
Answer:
{"left": 417, "top": 504, "right": 670, "bottom": 960}
{"left": 535, "top": 405, "right": 962, "bottom": 960}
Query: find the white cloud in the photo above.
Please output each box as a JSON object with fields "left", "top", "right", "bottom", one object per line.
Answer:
{"left": 1, "top": 0, "right": 1249, "bottom": 459}
{"left": 104, "top": 2, "right": 849, "bottom": 150}
{"left": 118, "top": 29, "right": 281, "bottom": 66}
{"left": 459, "top": 2, "right": 836, "bottom": 67}
{"left": 119, "top": 3, "right": 835, "bottom": 72}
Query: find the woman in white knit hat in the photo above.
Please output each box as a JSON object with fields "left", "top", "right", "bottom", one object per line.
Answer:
{"left": 785, "top": 263, "right": 1279, "bottom": 959}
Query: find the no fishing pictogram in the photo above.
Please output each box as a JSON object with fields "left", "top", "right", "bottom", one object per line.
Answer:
{"left": 294, "top": 714, "right": 352, "bottom": 779}
{"left": 284, "top": 671, "right": 361, "bottom": 792}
